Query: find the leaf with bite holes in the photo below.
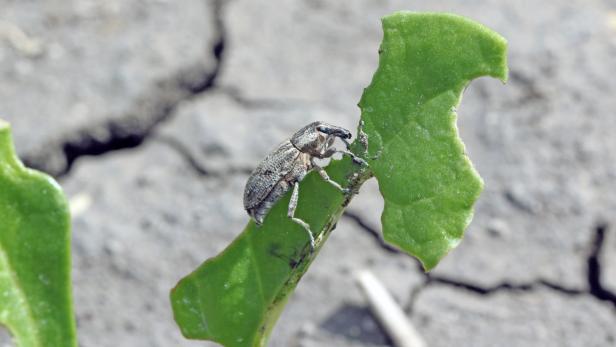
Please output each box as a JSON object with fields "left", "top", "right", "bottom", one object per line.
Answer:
{"left": 359, "top": 12, "right": 508, "bottom": 270}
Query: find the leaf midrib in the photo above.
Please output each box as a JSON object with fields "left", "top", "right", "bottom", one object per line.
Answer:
{"left": 0, "top": 235, "right": 41, "bottom": 346}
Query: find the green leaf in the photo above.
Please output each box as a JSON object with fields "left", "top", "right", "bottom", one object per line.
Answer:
{"left": 172, "top": 157, "right": 370, "bottom": 347}
{"left": 0, "top": 120, "right": 76, "bottom": 347}
{"left": 359, "top": 12, "right": 508, "bottom": 270}
{"left": 171, "top": 12, "right": 507, "bottom": 347}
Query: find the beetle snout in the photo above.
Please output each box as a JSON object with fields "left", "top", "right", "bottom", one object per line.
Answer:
{"left": 317, "top": 125, "right": 352, "bottom": 139}
{"left": 339, "top": 130, "right": 352, "bottom": 139}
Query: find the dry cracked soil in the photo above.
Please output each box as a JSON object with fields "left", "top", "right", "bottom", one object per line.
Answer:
{"left": 1, "top": 0, "right": 616, "bottom": 346}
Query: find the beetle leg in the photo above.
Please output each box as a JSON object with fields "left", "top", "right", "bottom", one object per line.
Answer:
{"left": 315, "top": 140, "right": 367, "bottom": 166}
{"left": 339, "top": 138, "right": 368, "bottom": 166}
{"left": 288, "top": 182, "right": 315, "bottom": 252}
{"left": 311, "top": 159, "right": 351, "bottom": 194}
{"left": 317, "top": 147, "right": 337, "bottom": 158}
{"left": 337, "top": 144, "right": 368, "bottom": 166}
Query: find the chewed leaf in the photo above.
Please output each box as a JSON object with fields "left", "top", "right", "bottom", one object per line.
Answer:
{"left": 0, "top": 120, "right": 76, "bottom": 346}
{"left": 170, "top": 11, "right": 508, "bottom": 347}
{"left": 359, "top": 12, "right": 508, "bottom": 270}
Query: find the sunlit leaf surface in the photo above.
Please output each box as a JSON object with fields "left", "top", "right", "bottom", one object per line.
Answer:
{"left": 0, "top": 120, "right": 76, "bottom": 347}
{"left": 360, "top": 12, "right": 507, "bottom": 270}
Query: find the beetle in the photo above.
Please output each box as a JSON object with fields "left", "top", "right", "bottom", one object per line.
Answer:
{"left": 243, "top": 121, "right": 367, "bottom": 252}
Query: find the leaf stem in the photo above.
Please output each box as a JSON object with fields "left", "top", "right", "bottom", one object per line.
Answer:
{"left": 257, "top": 126, "right": 374, "bottom": 343}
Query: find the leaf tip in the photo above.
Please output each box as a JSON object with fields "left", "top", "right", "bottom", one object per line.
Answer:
{"left": 491, "top": 36, "right": 509, "bottom": 83}
{"left": 0, "top": 119, "right": 20, "bottom": 169}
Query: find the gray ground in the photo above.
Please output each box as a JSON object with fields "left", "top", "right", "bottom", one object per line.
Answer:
{"left": 1, "top": 0, "right": 616, "bottom": 346}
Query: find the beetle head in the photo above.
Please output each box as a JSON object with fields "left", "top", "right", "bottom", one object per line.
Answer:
{"left": 291, "top": 121, "right": 351, "bottom": 156}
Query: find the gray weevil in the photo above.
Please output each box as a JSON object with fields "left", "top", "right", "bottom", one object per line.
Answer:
{"left": 243, "top": 121, "right": 367, "bottom": 252}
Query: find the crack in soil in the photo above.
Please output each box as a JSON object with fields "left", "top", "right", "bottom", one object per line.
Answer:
{"left": 348, "top": 212, "right": 616, "bottom": 311}
{"left": 405, "top": 277, "right": 429, "bottom": 315}
{"left": 507, "top": 70, "right": 545, "bottom": 104}
{"left": 216, "top": 85, "right": 311, "bottom": 109}
{"left": 153, "top": 134, "right": 252, "bottom": 177}
{"left": 587, "top": 223, "right": 616, "bottom": 309}
{"left": 403, "top": 275, "right": 585, "bottom": 317}
{"left": 424, "top": 274, "right": 584, "bottom": 296}
{"left": 413, "top": 223, "right": 616, "bottom": 312}
{"left": 342, "top": 210, "right": 401, "bottom": 254}
{"left": 24, "top": 0, "right": 228, "bottom": 178}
